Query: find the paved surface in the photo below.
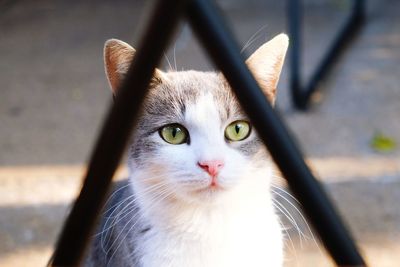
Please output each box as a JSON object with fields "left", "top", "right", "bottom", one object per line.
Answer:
{"left": 0, "top": 0, "right": 399, "bottom": 266}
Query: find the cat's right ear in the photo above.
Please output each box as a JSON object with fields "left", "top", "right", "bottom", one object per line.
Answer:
{"left": 104, "top": 39, "right": 165, "bottom": 95}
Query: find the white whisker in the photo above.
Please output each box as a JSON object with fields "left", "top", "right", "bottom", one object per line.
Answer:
{"left": 271, "top": 183, "right": 300, "bottom": 204}
{"left": 273, "top": 198, "right": 306, "bottom": 246}
{"left": 106, "top": 188, "right": 174, "bottom": 266}
{"left": 273, "top": 198, "right": 306, "bottom": 248}
{"left": 173, "top": 44, "right": 177, "bottom": 71}
{"left": 102, "top": 182, "right": 133, "bottom": 213}
{"left": 99, "top": 180, "right": 173, "bottom": 253}
{"left": 277, "top": 215, "right": 298, "bottom": 266}
{"left": 272, "top": 186, "right": 321, "bottom": 251}
{"left": 241, "top": 24, "right": 268, "bottom": 53}
{"left": 164, "top": 53, "right": 173, "bottom": 71}
{"left": 105, "top": 182, "right": 172, "bottom": 253}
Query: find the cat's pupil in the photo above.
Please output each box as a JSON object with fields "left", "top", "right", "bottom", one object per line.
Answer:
{"left": 235, "top": 124, "right": 241, "bottom": 134}
{"left": 172, "top": 128, "right": 178, "bottom": 138}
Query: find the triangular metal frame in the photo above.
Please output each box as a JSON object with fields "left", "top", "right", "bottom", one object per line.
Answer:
{"left": 50, "top": 0, "right": 366, "bottom": 266}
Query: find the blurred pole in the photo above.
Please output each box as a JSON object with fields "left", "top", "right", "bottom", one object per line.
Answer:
{"left": 287, "top": 0, "right": 305, "bottom": 108}
{"left": 287, "top": 0, "right": 365, "bottom": 110}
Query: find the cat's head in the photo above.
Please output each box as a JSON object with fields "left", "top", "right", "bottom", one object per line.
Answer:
{"left": 104, "top": 34, "right": 288, "bottom": 205}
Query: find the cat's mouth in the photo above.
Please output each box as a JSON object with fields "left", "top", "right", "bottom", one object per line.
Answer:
{"left": 178, "top": 175, "right": 230, "bottom": 198}
{"left": 193, "top": 183, "right": 225, "bottom": 195}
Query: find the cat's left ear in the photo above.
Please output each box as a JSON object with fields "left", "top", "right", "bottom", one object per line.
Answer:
{"left": 104, "top": 39, "right": 166, "bottom": 95}
{"left": 245, "top": 33, "right": 289, "bottom": 105}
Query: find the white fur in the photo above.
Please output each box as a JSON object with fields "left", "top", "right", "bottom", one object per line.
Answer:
{"left": 129, "top": 93, "right": 283, "bottom": 267}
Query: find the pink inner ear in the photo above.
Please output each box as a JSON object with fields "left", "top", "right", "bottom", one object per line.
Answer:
{"left": 104, "top": 48, "right": 120, "bottom": 94}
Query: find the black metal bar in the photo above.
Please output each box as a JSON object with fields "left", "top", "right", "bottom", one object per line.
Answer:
{"left": 186, "top": 0, "right": 366, "bottom": 265}
{"left": 288, "top": 0, "right": 365, "bottom": 110}
{"left": 50, "top": 0, "right": 187, "bottom": 266}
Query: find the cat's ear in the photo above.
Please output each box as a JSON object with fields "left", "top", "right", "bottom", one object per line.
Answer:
{"left": 245, "top": 33, "right": 289, "bottom": 105}
{"left": 104, "top": 39, "right": 165, "bottom": 95}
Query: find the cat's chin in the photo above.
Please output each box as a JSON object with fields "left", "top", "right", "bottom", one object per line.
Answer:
{"left": 175, "top": 184, "right": 232, "bottom": 205}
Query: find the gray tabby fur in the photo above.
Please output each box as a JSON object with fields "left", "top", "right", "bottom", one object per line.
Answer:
{"left": 84, "top": 34, "right": 288, "bottom": 267}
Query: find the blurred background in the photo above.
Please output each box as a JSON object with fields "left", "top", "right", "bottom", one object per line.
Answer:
{"left": 0, "top": 0, "right": 399, "bottom": 266}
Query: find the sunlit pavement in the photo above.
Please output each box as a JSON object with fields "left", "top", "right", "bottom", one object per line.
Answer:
{"left": 0, "top": 0, "right": 399, "bottom": 266}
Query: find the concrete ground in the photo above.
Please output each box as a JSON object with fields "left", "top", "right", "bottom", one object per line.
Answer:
{"left": 0, "top": 0, "right": 399, "bottom": 266}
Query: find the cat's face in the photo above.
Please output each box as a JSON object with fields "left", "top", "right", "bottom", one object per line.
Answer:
{"left": 104, "top": 35, "right": 288, "bottom": 204}
{"left": 128, "top": 71, "right": 266, "bottom": 203}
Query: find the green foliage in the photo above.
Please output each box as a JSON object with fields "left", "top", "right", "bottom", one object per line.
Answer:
{"left": 370, "top": 133, "right": 397, "bottom": 152}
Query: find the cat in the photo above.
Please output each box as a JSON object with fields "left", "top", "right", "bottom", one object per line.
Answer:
{"left": 84, "top": 33, "right": 289, "bottom": 267}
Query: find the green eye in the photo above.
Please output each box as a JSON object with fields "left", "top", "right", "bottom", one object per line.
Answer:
{"left": 159, "top": 124, "right": 188, "bottom": 145}
{"left": 225, "top": 120, "right": 251, "bottom": 141}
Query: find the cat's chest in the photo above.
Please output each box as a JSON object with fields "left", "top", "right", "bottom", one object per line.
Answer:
{"left": 138, "top": 207, "right": 283, "bottom": 267}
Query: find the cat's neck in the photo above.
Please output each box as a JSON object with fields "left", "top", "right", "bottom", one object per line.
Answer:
{"left": 129, "top": 167, "right": 283, "bottom": 267}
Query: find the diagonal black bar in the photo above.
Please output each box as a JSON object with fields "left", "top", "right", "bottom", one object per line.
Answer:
{"left": 186, "top": 0, "right": 366, "bottom": 265}
{"left": 51, "top": 0, "right": 366, "bottom": 266}
{"left": 50, "top": 0, "right": 187, "bottom": 266}
{"left": 288, "top": 0, "right": 365, "bottom": 109}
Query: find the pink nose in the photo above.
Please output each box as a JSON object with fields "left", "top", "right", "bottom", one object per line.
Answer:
{"left": 198, "top": 160, "right": 224, "bottom": 177}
